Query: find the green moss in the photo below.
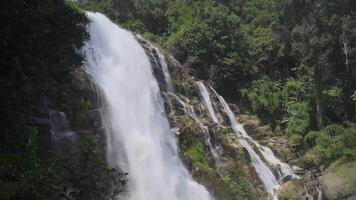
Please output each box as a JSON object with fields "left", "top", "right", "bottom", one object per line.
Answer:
{"left": 218, "top": 168, "right": 256, "bottom": 200}
{"left": 179, "top": 116, "right": 203, "bottom": 149}
{"left": 181, "top": 117, "right": 200, "bottom": 132}
{"left": 331, "top": 161, "right": 356, "bottom": 189}
{"left": 221, "top": 127, "right": 233, "bottom": 135}
{"left": 65, "top": 0, "right": 86, "bottom": 17}
{"left": 184, "top": 143, "right": 209, "bottom": 169}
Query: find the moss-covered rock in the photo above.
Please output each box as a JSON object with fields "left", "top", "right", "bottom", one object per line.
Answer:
{"left": 320, "top": 160, "right": 356, "bottom": 199}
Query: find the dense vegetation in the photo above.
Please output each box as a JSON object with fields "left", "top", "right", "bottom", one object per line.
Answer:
{"left": 0, "top": 1, "right": 125, "bottom": 199}
{"left": 79, "top": 0, "right": 356, "bottom": 168}
{"left": 1, "top": 0, "right": 355, "bottom": 199}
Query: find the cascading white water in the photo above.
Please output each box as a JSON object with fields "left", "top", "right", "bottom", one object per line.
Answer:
{"left": 197, "top": 81, "right": 219, "bottom": 124}
{"left": 316, "top": 187, "right": 323, "bottom": 200}
{"left": 155, "top": 48, "right": 174, "bottom": 93}
{"left": 209, "top": 87, "right": 280, "bottom": 199}
{"left": 49, "top": 111, "right": 76, "bottom": 150}
{"left": 169, "top": 93, "right": 222, "bottom": 166}
{"left": 253, "top": 143, "right": 298, "bottom": 180}
{"left": 136, "top": 35, "right": 174, "bottom": 93}
{"left": 82, "top": 12, "right": 211, "bottom": 200}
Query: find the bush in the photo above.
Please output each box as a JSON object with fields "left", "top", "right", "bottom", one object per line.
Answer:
{"left": 285, "top": 102, "right": 310, "bottom": 136}
{"left": 220, "top": 127, "right": 233, "bottom": 135}
{"left": 289, "top": 134, "right": 303, "bottom": 146}
{"left": 221, "top": 169, "right": 254, "bottom": 200}
{"left": 302, "top": 123, "right": 356, "bottom": 165}
{"left": 303, "top": 131, "right": 320, "bottom": 147}
{"left": 0, "top": 132, "right": 126, "bottom": 200}
{"left": 242, "top": 76, "right": 286, "bottom": 124}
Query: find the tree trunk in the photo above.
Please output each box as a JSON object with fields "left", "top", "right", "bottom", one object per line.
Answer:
{"left": 314, "top": 62, "right": 325, "bottom": 130}
{"left": 342, "top": 39, "right": 355, "bottom": 120}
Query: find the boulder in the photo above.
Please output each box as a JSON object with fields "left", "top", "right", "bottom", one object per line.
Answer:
{"left": 277, "top": 179, "right": 306, "bottom": 200}
{"left": 319, "top": 161, "right": 356, "bottom": 200}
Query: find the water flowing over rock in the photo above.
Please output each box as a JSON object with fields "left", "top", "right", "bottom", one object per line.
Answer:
{"left": 197, "top": 81, "right": 220, "bottom": 124}
{"left": 77, "top": 11, "right": 317, "bottom": 200}
{"left": 136, "top": 35, "right": 174, "bottom": 93}
{"left": 49, "top": 110, "right": 76, "bottom": 150}
{"left": 209, "top": 86, "right": 301, "bottom": 199}
{"left": 82, "top": 12, "right": 211, "bottom": 200}
{"left": 169, "top": 93, "right": 222, "bottom": 167}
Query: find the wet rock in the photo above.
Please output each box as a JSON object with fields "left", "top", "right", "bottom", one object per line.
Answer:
{"left": 292, "top": 165, "right": 304, "bottom": 172}
{"left": 281, "top": 175, "right": 293, "bottom": 184}
{"left": 71, "top": 68, "right": 104, "bottom": 108}
{"left": 29, "top": 117, "right": 50, "bottom": 126}
{"left": 277, "top": 179, "right": 306, "bottom": 199}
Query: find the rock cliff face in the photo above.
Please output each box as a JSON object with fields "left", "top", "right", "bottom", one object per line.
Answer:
{"left": 137, "top": 36, "right": 268, "bottom": 199}
{"left": 32, "top": 67, "right": 105, "bottom": 157}
{"left": 137, "top": 35, "right": 330, "bottom": 200}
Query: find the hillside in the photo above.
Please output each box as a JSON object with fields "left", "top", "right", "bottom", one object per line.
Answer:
{"left": 0, "top": 0, "right": 355, "bottom": 199}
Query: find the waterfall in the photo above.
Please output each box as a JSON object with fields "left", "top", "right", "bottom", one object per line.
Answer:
{"left": 209, "top": 87, "right": 281, "bottom": 199}
{"left": 197, "top": 81, "right": 219, "bottom": 124}
{"left": 210, "top": 87, "right": 297, "bottom": 178}
{"left": 49, "top": 110, "right": 76, "bottom": 150}
{"left": 155, "top": 48, "right": 174, "bottom": 93}
{"left": 316, "top": 187, "right": 323, "bottom": 200}
{"left": 169, "top": 93, "right": 222, "bottom": 166}
{"left": 82, "top": 12, "right": 211, "bottom": 200}
{"left": 136, "top": 35, "right": 174, "bottom": 93}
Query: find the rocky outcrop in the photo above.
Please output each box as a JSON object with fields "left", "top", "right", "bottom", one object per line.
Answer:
{"left": 136, "top": 35, "right": 337, "bottom": 200}
{"left": 136, "top": 37, "right": 269, "bottom": 199}
{"left": 277, "top": 179, "right": 306, "bottom": 199}
{"left": 319, "top": 161, "right": 356, "bottom": 200}
{"left": 32, "top": 67, "right": 105, "bottom": 157}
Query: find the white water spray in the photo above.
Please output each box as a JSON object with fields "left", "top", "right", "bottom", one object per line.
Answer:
{"left": 136, "top": 35, "right": 173, "bottom": 93}
{"left": 169, "top": 93, "right": 222, "bottom": 166}
{"left": 82, "top": 12, "right": 211, "bottom": 200}
{"left": 156, "top": 48, "right": 174, "bottom": 93}
{"left": 197, "top": 81, "right": 219, "bottom": 124}
{"left": 210, "top": 87, "right": 280, "bottom": 199}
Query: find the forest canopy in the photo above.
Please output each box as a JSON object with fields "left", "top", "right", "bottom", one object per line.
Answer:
{"left": 78, "top": 0, "right": 356, "bottom": 165}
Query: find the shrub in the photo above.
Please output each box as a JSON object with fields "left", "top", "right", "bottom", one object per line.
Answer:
{"left": 289, "top": 134, "right": 303, "bottom": 146}
{"left": 220, "top": 127, "right": 233, "bottom": 135}
{"left": 285, "top": 102, "right": 310, "bottom": 136}
{"left": 302, "top": 123, "right": 356, "bottom": 165}
{"left": 303, "top": 131, "right": 320, "bottom": 147}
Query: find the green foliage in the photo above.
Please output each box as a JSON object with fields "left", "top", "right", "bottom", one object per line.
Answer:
{"left": 285, "top": 102, "right": 310, "bottom": 136}
{"left": 0, "top": 134, "right": 126, "bottom": 200}
{"left": 302, "top": 123, "right": 356, "bottom": 165}
{"left": 303, "top": 131, "right": 320, "bottom": 148}
{"left": 184, "top": 143, "right": 209, "bottom": 169}
{"left": 220, "top": 169, "right": 254, "bottom": 200}
{"left": 74, "top": 98, "right": 92, "bottom": 128}
{"left": 0, "top": 0, "right": 89, "bottom": 153}
{"left": 330, "top": 161, "right": 356, "bottom": 192}
{"left": 220, "top": 127, "right": 233, "bottom": 135}
{"left": 1, "top": 0, "right": 356, "bottom": 197}
{"left": 25, "top": 127, "right": 39, "bottom": 173}
{"left": 288, "top": 134, "right": 303, "bottom": 146}
{"left": 60, "top": 135, "right": 127, "bottom": 200}
{"left": 66, "top": 0, "right": 86, "bottom": 16}
{"left": 242, "top": 76, "right": 286, "bottom": 125}
{"left": 352, "top": 90, "right": 356, "bottom": 101}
